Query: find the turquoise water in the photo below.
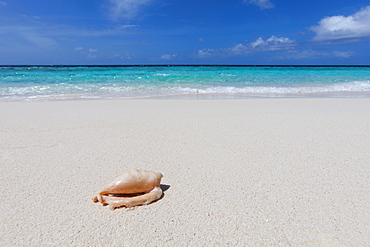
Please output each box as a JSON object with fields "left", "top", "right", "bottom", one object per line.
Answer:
{"left": 0, "top": 66, "right": 370, "bottom": 101}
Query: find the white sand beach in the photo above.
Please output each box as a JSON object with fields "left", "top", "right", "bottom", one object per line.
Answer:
{"left": 1, "top": 98, "right": 369, "bottom": 246}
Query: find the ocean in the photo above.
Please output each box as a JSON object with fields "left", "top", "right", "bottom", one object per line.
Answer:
{"left": 1, "top": 65, "right": 370, "bottom": 101}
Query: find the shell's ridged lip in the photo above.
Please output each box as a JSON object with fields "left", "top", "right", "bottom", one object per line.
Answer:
{"left": 108, "top": 192, "right": 147, "bottom": 197}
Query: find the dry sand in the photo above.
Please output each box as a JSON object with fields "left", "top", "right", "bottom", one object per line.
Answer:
{"left": 1, "top": 98, "right": 369, "bottom": 246}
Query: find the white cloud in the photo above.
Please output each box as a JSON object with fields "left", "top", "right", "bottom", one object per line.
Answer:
{"left": 309, "top": 6, "right": 370, "bottom": 41}
{"left": 198, "top": 49, "right": 214, "bottom": 58}
{"left": 332, "top": 51, "right": 354, "bottom": 58}
{"left": 198, "top": 36, "right": 295, "bottom": 58}
{"left": 250, "top": 36, "right": 295, "bottom": 50}
{"left": 74, "top": 47, "right": 83, "bottom": 51}
{"left": 285, "top": 50, "right": 354, "bottom": 59}
{"left": 108, "top": 0, "right": 152, "bottom": 20}
{"left": 160, "top": 54, "right": 177, "bottom": 60}
{"left": 230, "top": 36, "right": 295, "bottom": 54}
{"left": 229, "top": 43, "right": 251, "bottom": 54}
{"left": 111, "top": 53, "right": 132, "bottom": 60}
{"left": 89, "top": 48, "right": 98, "bottom": 52}
{"left": 87, "top": 54, "right": 97, "bottom": 59}
{"left": 285, "top": 50, "right": 329, "bottom": 59}
{"left": 118, "top": 25, "right": 139, "bottom": 29}
{"left": 244, "top": 0, "right": 274, "bottom": 9}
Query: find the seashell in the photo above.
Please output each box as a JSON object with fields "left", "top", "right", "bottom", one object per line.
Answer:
{"left": 93, "top": 169, "right": 163, "bottom": 210}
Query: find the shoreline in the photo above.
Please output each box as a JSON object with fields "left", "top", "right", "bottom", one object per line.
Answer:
{"left": 1, "top": 66, "right": 370, "bottom": 102}
{"left": 150, "top": 91, "right": 370, "bottom": 99}
{"left": 1, "top": 91, "right": 370, "bottom": 102}
{"left": 1, "top": 98, "right": 369, "bottom": 246}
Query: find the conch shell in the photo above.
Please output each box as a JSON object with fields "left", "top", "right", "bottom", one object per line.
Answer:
{"left": 93, "top": 169, "right": 163, "bottom": 209}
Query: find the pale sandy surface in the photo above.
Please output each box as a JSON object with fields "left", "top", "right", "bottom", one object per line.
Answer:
{"left": 1, "top": 98, "right": 369, "bottom": 246}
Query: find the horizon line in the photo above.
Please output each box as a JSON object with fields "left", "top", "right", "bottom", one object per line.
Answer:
{"left": 1, "top": 64, "right": 370, "bottom": 68}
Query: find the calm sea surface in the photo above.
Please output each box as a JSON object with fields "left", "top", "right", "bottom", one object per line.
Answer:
{"left": 1, "top": 66, "right": 369, "bottom": 101}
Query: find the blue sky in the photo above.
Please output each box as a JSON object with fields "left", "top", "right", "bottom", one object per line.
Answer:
{"left": 0, "top": 0, "right": 370, "bottom": 65}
